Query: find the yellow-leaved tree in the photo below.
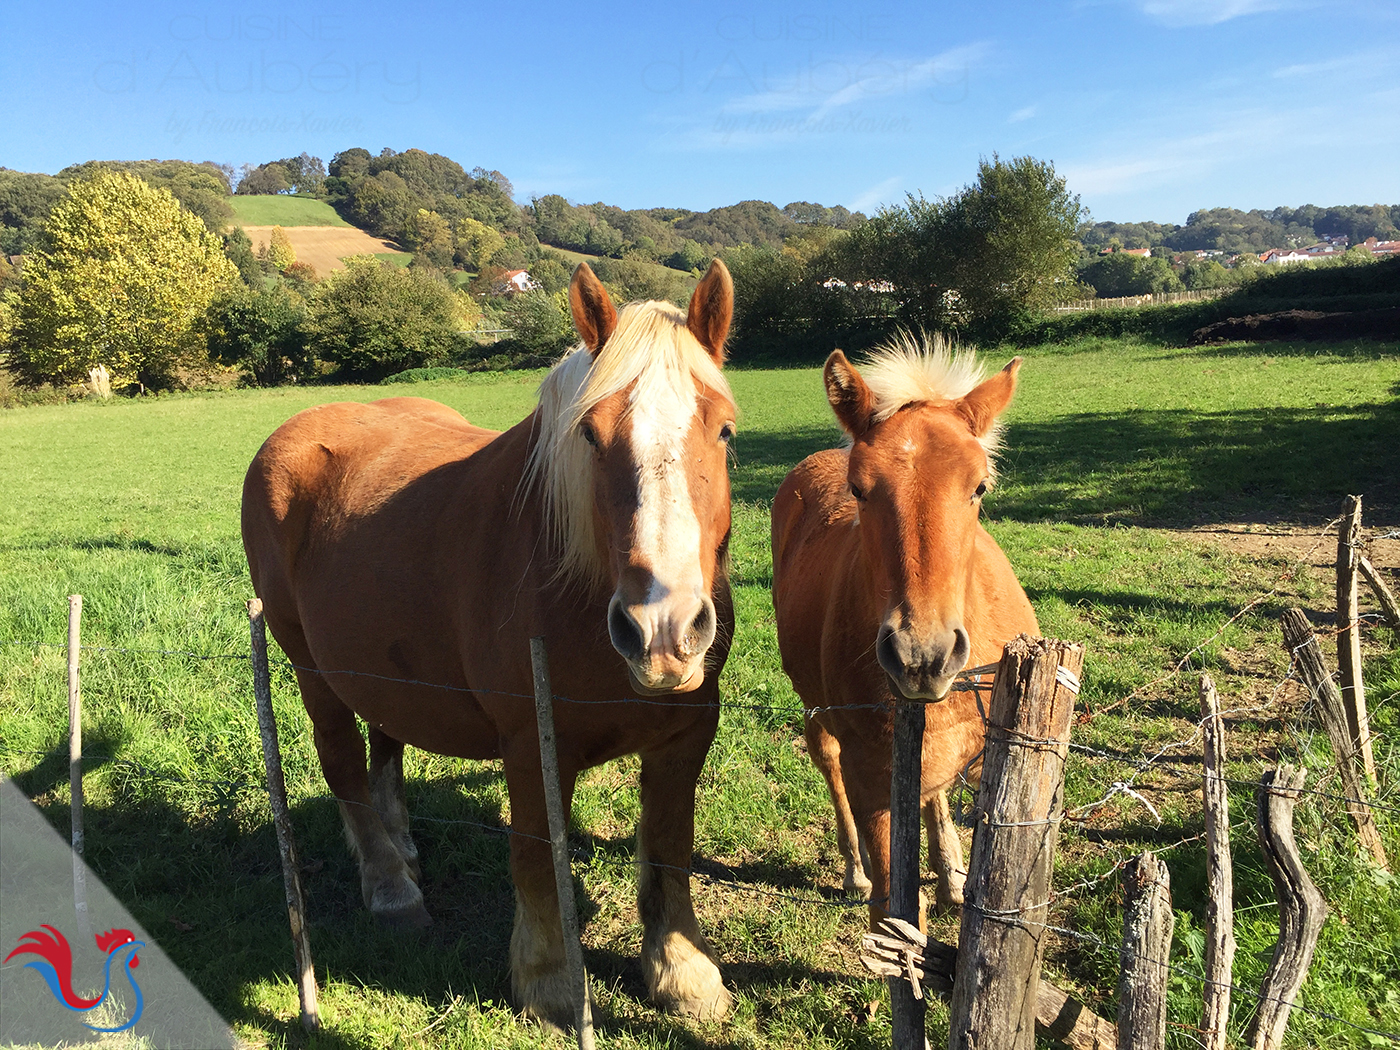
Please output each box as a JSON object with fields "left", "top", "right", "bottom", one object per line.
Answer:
{"left": 7, "top": 170, "right": 238, "bottom": 388}
{"left": 267, "top": 225, "right": 296, "bottom": 272}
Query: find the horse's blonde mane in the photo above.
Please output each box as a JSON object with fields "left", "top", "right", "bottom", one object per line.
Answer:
{"left": 858, "top": 330, "right": 1006, "bottom": 473}
{"left": 523, "top": 300, "right": 732, "bottom": 588}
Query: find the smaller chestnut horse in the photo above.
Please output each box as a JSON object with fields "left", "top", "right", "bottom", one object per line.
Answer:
{"left": 243, "top": 262, "right": 738, "bottom": 1025}
{"left": 772, "top": 334, "right": 1038, "bottom": 925}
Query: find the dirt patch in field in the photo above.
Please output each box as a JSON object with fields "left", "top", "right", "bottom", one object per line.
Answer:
{"left": 240, "top": 225, "right": 409, "bottom": 275}
{"left": 1179, "top": 521, "right": 1400, "bottom": 574}
{"left": 1191, "top": 307, "right": 1400, "bottom": 343}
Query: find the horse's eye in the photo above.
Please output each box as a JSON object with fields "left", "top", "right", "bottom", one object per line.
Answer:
{"left": 974, "top": 480, "right": 988, "bottom": 499}
{"left": 849, "top": 483, "right": 866, "bottom": 502}
{"left": 719, "top": 422, "right": 736, "bottom": 443}
{"left": 580, "top": 422, "right": 598, "bottom": 447}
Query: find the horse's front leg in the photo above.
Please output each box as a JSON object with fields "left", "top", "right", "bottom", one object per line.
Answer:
{"left": 637, "top": 714, "right": 730, "bottom": 1020}
{"left": 923, "top": 790, "right": 967, "bottom": 913}
{"left": 502, "top": 735, "right": 579, "bottom": 1029}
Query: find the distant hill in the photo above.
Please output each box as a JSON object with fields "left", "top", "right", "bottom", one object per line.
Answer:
{"left": 228, "top": 195, "right": 349, "bottom": 228}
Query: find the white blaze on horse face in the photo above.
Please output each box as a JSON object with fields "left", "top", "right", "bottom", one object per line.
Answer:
{"left": 616, "top": 379, "right": 713, "bottom": 689}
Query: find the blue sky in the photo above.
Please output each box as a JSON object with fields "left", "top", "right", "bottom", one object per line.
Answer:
{"left": 2, "top": 0, "right": 1396, "bottom": 223}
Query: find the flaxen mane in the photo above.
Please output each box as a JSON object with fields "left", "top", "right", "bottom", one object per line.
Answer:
{"left": 524, "top": 301, "right": 732, "bottom": 587}
{"left": 857, "top": 330, "right": 1006, "bottom": 472}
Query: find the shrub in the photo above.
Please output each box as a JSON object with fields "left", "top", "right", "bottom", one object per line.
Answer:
{"left": 304, "top": 256, "right": 471, "bottom": 381}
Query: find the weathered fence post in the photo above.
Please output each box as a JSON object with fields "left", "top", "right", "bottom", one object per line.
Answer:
{"left": 248, "top": 599, "right": 320, "bottom": 1033}
{"left": 1358, "top": 556, "right": 1400, "bottom": 630}
{"left": 1335, "top": 495, "right": 1376, "bottom": 784}
{"left": 1116, "top": 852, "right": 1173, "bottom": 1050}
{"left": 530, "top": 637, "right": 595, "bottom": 1050}
{"left": 890, "top": 692, "right": 927, "bottom": 1050}
{"left": 67, "top": 594, "right": 90, "bottom": 943}
{"left": 1245, "top": 765, "right": 1329, "bottom": 1050}
{"left": 1199, "top": 674, "right": 1235, "bottom": 1050}
{"left": 949, "top": 635, "right": 1084, "bottom": 1050}
{"left": 1280, "top": 608, "right": 1388, "bottom": 869}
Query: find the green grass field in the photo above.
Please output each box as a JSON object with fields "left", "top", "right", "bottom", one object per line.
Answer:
{"left": 228, "top": 196, "right": 351, "bottom": 228}
{"left": 1, "top": 337, "right": 1397, "bottom": 1048}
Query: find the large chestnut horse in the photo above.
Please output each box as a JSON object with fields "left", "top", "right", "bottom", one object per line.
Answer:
{"left": 242, "top": 262, "right": 738, "bottom": 1024}
{"left": 771, "top": 334, "right": 1038, "bottom": 925}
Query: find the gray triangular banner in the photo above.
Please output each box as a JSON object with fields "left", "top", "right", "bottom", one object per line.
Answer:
{"left": 1, "top": 776, "right": 239, "bottom": 1048}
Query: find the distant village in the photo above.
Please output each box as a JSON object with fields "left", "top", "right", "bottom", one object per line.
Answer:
{"left": 1100, "top": 234, "right": 1400, "bottom": 267}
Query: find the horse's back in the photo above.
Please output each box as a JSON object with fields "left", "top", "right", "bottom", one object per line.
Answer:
{"left": 242, "top": 397, "right": 499, "bottom": 615}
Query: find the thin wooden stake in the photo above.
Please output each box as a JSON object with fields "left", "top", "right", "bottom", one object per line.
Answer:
{"left": 1358, "top": 556, "right": 1400, "bottom": 630}
{"left": 1245, "top": 766, "right": 1329, "bottom": 1050}
{"left": 248, "top": 599, "right": 319, "bottom": 1033}
{"left": 67, "top": 595, "right": 90, "bottom": 944}
{"left": 1116, "top": 852, "right": 1173, "bottom": 1050}
{"left": 1280, "top": 609, "right": 1387, "bottom": 869}
{"left": 950, "top": 635, "right": 1085, "bottom": 1050}
{"left": 890, "top": 693, "right": 926, "bottom": 1050}
{"left": 530, "top": 637, "right": 594, "bottom": 1050}
{"left": 1336, "top": 495, "right": 1376, "bottom": 784}
{"left": 1199, "top": 674, "right": 1235, "bottom": 1050}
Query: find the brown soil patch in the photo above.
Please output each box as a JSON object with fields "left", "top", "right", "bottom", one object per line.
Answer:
{"left": 1178, "top": 521, "right": 1400, "bottom": 574}
{"left": 241, "top": 225, "right": 409, "bottom": 275}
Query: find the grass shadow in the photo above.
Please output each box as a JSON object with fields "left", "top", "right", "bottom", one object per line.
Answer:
{"left": 730, "top": 424, "right": 838, "bottom": 505}
{"left": 997, "top": 399, "right": 1400, "bottom": 526}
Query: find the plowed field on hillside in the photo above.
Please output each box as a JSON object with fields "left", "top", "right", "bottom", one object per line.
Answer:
{"left": 242, "top": 225, "right": 409, "bottom": 275}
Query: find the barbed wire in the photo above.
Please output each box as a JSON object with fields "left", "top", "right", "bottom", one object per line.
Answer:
{"left": 960, "top": 901, "right": 1400, "bottom": 1045}
{"left": 0, "top": 639, "right": 249, "bottom": 661}
{"left": 2, "top": 509, "right": 1395, "bottom": 1041}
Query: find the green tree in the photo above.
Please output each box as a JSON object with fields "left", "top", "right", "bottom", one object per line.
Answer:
{"left": 504, "top": 289, "right": 575, "bottom": 353}
{"left": 205, "top": 283, "right": 308, "bottom": 385}
{"left": 938, "top": 155, "right": 1085, "bottom": 321}
{"left": 7, "top": 170, "right": 237, "bottom": 388}
{"left": 304, "top": 256, "right": 468, "bottom": 380}
{"left": 223, "top": 227, "right": 261, "bottom": 284}
{"left": 405, "top": 208, "right": 454, "bottom": 268}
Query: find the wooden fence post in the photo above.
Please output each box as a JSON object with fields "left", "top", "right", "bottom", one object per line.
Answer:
{"left": 1280, "top": 609, "right": 1387, "bottom": 869}
{"left": 1335, "top": 495, "right": 1376, "bottom": 785}
{"left": 1245, "top": 765, "right": 1329, "bottom": 1050}
{"left": 890, "top": 693, "right": 927, "bottom": 1050}
{"left": 1358, "top": 556, "right": 1400, "bottom": 630}
{"left": 530, "top": 637, "right": 595, "bottom": 1050}
{"left": 67, "top": 594, "right": 90, "bottom": 943}
{"left": 949, "top": 635, "right": 1084, "bottom": 1050}
{"left": 1116, "top": 852, "right": 1173, "bottom": 1050}
{"left": 248, "top": 599, "right": 319, "bottom": 1033}
{"left": 1199, "top": 674, "right": 1235, "bottom": 1050}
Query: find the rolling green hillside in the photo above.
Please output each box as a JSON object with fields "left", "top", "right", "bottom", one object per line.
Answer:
{"left": 228, "top": 194, "right": 349, "bottom": 227}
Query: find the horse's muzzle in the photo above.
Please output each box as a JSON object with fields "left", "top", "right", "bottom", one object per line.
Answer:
{"left": 609, "top": 592, "right": 716, "bottom": 693}
{"left": 876, "top": 620, "right": 971, "bottom": 701}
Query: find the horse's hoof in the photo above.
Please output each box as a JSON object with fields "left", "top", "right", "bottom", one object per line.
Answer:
{"left": 665, "top": 982, "right": 733, "bottom": 1021}
{"left": 844, "top": 875, "right": 874, "bottom": 899}
{"left": 371, "top": 879, "right": 432, "bottom": 929}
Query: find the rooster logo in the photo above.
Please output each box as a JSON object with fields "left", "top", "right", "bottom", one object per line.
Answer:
{"left": 5, "top": 925, "right": 145, "bottom": 1032}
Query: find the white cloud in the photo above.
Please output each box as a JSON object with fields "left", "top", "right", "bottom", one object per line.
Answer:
{"left": 1008, "top": 105, "right": 1037, "bottom": 123}
{"left": 1134, "top": 0, "right": 1300, "bottom": 26}
{"left": 719, "top": 42, "right": 993, "bottom": 122}
{"left": 849, "top": 176, "right": 907, "bottom": 214}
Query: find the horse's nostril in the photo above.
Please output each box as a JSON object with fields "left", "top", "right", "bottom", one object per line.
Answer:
{"left": 682, "top": 602, "right": 713, "bottom": 657}
{"left": 608, "top": 601, "right": 645, "bottom": 662}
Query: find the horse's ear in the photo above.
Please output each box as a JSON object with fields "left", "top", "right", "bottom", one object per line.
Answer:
{"left": 824, "top": 350, "right": 876, "bottom": 437}
{"left": 569, "top": 263, "right": 617, "bottom": 356}
{"left": 687, "top": 259, "right": 733, "bottom": 364}
{"left": 957, "top": 357, "right": 1021, "bottom": 437}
